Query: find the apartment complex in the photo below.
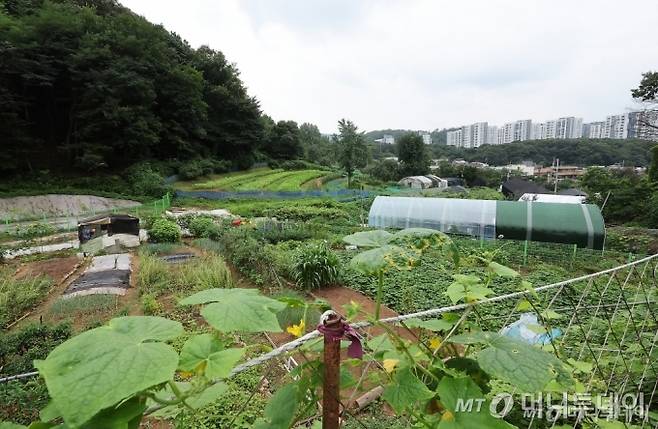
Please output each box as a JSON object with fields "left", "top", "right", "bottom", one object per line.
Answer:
{"left": 581, "top": 110, "right": 658, "bottom": 141}
{"left": 446, "top": 122, "right": 488, "bottom": 148}
{"left": 420, "top": 132, "right": 432, "bottom": 145}
{"left": 445, "top": 109, "right": 658, "bottom": 146}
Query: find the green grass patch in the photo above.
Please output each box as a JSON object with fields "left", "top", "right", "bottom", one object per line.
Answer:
{"left": 0, "top": 269, "right": 53, "bottom": 327}
{"left": 47, "top": 295, "right": 119, "bottom": 319}
{"left": 184, "top": 168, "right": 331, "bottom": 192}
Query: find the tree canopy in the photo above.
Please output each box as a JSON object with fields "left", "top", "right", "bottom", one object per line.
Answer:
{"left": 397, "top": 133, "right": 430, "bottom": 176}
{"left": 335, "top": 119, "right": 368, "bottom": 187}
{"left": 0, "top": 0, "right": 264, "bottom": 176}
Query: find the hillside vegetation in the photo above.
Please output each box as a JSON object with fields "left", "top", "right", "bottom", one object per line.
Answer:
{"left": 0, "top": 0, "right": 263, "bottom": 175}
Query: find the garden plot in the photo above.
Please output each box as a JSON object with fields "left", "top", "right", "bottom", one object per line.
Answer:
{"left": 62, "top": 254, "right": 132, "bottom": 298}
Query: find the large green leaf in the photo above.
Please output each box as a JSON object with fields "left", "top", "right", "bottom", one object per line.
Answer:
{"left": 34, "top": 317, "right": 182, "bottom": 428}
{"left": 403, "top": 317, "right": 454, "bottom": 332}
{"left": 450, "top": 332, "right": 571, "bottom": 392}
{"left": 487, "top": 262, "right": 519, "bottom": 278}
{"left": 349, "top": 245, "right": 419, "bottom": 276}
{"left": 436, "top": 377, "right": 515, "bottom": 429}
{"left": 382, "top": 367, "right": 435, "bottom": 413}
{"left": 445, "top": 275, "right": 493, "bottom": 304}
{"left": 253, "top": 383, "right": 300, "bottom": 429}
{"left": 390, "top": 228, "right": 449, "bottom": 250}
{"left": 342, "top": 230, "right": 393, "bottom": 248}
{"left": 178, "top": 333, "right": 245, "bottom": 378}
{"left": 180, "top": 288, "right": 286, "bottom": 332}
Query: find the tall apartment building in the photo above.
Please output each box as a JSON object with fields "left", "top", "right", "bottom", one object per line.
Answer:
{"left": 628, "top": 110, "right": 658, "bottom": 141}
{"left": 583, "top": 121, "right": 605, "bottom": 139}
{"left": 486, "top": 126, "right": 499, "bottom": 145}
{"left": 555, "top": 117, "right": 583, "bottom": 139}
{"left": 499, "top": 122, "right": 515, "bottom": 144}
{"left": 603, "top": 114, "right": 629, "bottom": 139}
{"left": 468, "top": 122, "right": 488, "bottom": 148}
{"left": 533, "top": 117, "right": 581, "bottom": 140}
{"left": 420, "top": 132, "right": 432, "bottom": 145}
{"left": 513, "top": 120, "right": 532, "bottom": 142}
{"left": 446, "top": 129, "right": 463, "bottom": 146}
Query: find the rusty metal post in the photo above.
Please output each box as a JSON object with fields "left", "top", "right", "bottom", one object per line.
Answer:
{"left": 321, "top": 311, "right": 341, "bottom": 429}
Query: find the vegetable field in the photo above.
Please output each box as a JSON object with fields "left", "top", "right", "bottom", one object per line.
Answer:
{"left": 187, "top": 168, "right": 331, "bottom": 191}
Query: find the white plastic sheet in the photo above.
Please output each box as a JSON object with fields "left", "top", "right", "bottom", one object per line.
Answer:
{"left": 368, "top": 196, "right": 497, "bottom": 239}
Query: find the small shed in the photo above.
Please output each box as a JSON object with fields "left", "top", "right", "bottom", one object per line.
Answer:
{"left": 398, "top": 176, "right": 433, "bottom": 189}
{"left": 501, "top": 178, "right": 549, "bottom": 199}
{"left": 78, "top": 214, "right": 140, "bottom": 244}
{"left": 425, "top": 175, "right": 448, "bottom": 189}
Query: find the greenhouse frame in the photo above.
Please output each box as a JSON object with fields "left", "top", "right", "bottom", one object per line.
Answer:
{"left": 368, "top": 196, "right": 606, "bottom": 249}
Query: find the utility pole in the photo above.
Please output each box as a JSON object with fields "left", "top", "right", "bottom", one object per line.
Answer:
{"left": 554, "top": 158, "right": 560, "bottom": 194}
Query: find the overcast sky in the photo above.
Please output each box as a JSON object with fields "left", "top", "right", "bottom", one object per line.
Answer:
{"left": 121, "top": 0, "right": 658, "bottom": 134}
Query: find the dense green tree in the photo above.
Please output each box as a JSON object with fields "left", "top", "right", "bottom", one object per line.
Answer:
{"left": 335, "top": 119, "right": 368, "bottom": 188}
{"left": 648, "top": 146, "right": 658, "bottom": 183}
{"left": 0, "top": 0, "right": 264, "bottom": 176}
{"left": 298, "top": 123, "right": 333, "bottom": 166}
{"left": 397, "top": 133, "right": 430, "bottom": 176}
{"left": 262, "top": 120, "right": 302, "bottom": 160}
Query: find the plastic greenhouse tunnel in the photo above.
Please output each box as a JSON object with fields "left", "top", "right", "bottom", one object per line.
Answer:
{"left": 367, "top": 196, "right": 606, "bottom": 249}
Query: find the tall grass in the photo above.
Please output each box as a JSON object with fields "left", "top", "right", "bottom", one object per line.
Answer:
{"left": 47, "top": 295, "right": 118, "bottom": 319}
{"left": 0, "top": 269, "right": 53, "bottom": 327}
{"left": 136, "top": 252, "right": 232, "bottom": 298}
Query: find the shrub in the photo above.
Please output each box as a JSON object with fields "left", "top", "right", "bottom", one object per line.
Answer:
{"left": 179, "top": 159, "right": 232, "bottom": 180}
{"left": 12, "top": 222, "right": 56, "bottom": 241}
{"left": 125, "top": 163, "right": 171, "bottom": 198}
{"left": 188, "top": 216, "right": 216, "bottom": 238}
{"left": 148, "top": 218, "right": 181, "bottom": 243}
{"left": 291, "top": 242, "right": 339, "bottom": 290}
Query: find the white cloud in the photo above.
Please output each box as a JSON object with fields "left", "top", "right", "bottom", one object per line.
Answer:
{"left": 120, "top": 0, "right": 658, "bottom": 133}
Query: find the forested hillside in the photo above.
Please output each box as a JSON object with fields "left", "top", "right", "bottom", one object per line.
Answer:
{"left": 0, "top": 0, "right": 264, "bottom": 176}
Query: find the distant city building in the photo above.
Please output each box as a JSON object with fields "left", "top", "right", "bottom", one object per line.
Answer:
{"left": 513, "top": 120, "right": 532, "bottom": 142}
{"left": 420, "top": 132, "right": 432, "bottom": 145}
{"left": 556, "top": 117, "right": 583, "bottom": 139}
{"left": 446, "top": 129, "right": 462, "bottom": 147}
{"left": 382, "top": 134, "right": 395, "bottom": 144}
{"left": 500, "top": 122, "right": 515, "bottom": 144}
{"left": 533, "top": 117, "right": 581, "bottom": 140}
{"left": 603, "top": 114, "right": 629, "bottom": 139}
{"left": 584, "top": 121, "right": 605, "bottom": 139}
{"left": 487, "top": 126, "right": 499, "bottom": 145}
{"left": 629, "top": 110, "right": 658, "bottom": 141}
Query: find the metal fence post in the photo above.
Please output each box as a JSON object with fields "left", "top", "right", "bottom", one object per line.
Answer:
{"left": 523, "top": 240, "right": 529, "bottom": 266}
{"left": 321, "top": 312, "right": 341, "bottom": 429}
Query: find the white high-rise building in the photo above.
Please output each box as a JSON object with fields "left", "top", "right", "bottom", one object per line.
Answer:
{"left": 487, "top": 126, "right": 499, "bottom": 145}
{"left": 556, "top": 117, "right": 583, "bottom": 139}
{"left": 629, "top": 110, "right": 658, "bottom": 141}
{"left": 584, "top": 121, "right": 605, "bottom": 139}
{"left": 500, "top": 122, "right": 515, "bottom": 144}
{"left": 603, "top": 114, "right": 629, "bottom": 139}
{"left": 420, "top": 133, "right": 432, "bottom": 145}
{"left": 446, "top": 129, "right": 463, "bottom": 147}
{"left": 513, "top": 120, "right": 532, "bottom": 142}
{"left": 469, "top": 122, "right": 488, "bottom": 148}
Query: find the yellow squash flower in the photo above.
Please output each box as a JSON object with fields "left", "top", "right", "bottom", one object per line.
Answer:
{"left": 286, "top": 319, "right": 305, "bottom": 337}
{"left": 429, "top": 337, "right": 442, "bottom": 351}
{"left": 382, "top": 358, "right": 399, "bottom": 373}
